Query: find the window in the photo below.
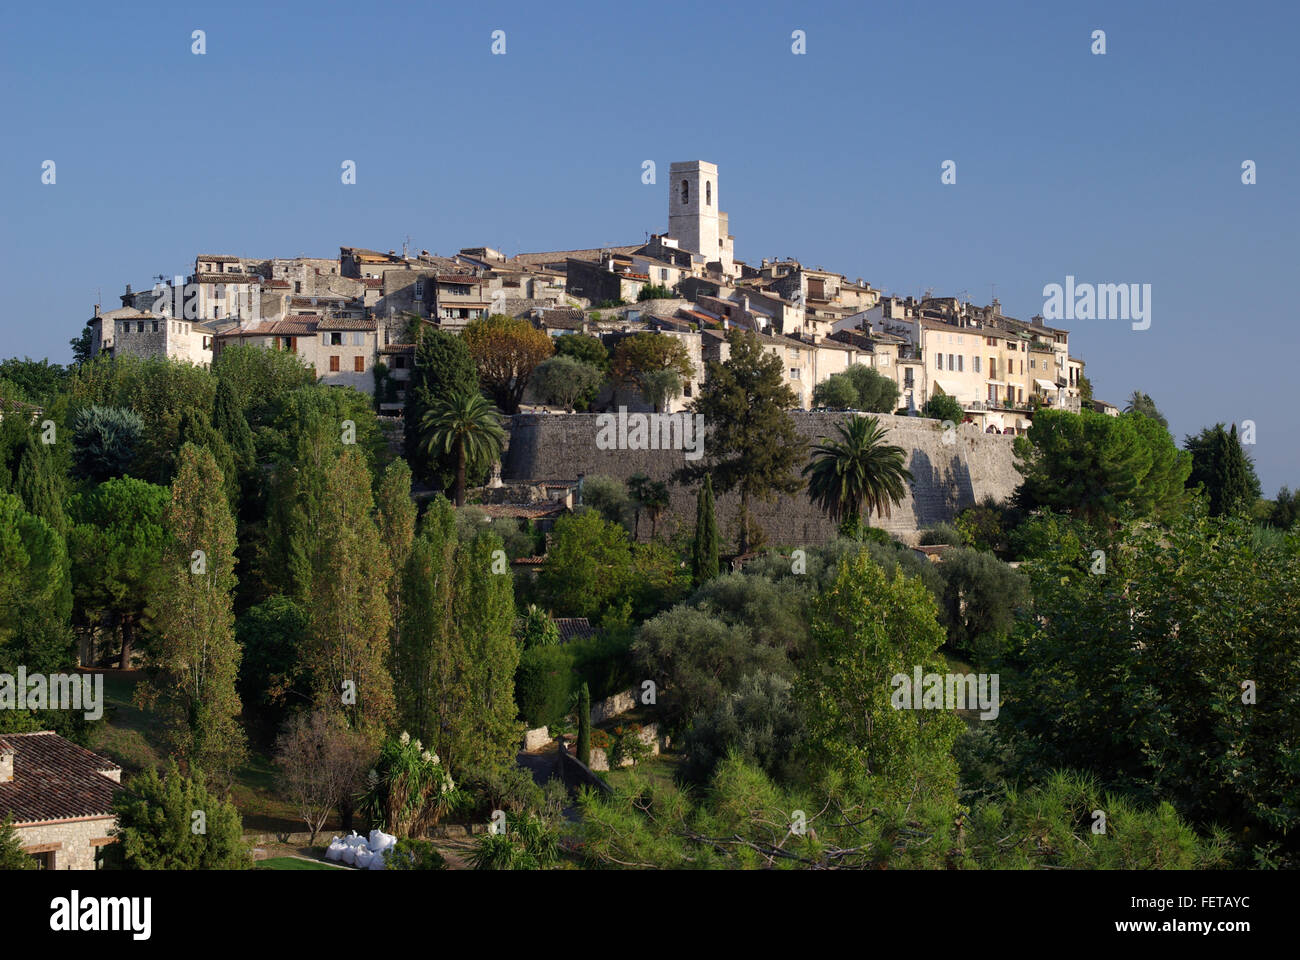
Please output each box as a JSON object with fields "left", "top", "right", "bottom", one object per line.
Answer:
{"left": 1018, "top": 388, "right": 1024, "bottom": 402}
{"left": 329, "top": 332, "right": 343, "bottom": 346}
{"left": 1030, "top": 358, "right": 1036, "bottom": 369}
{"left": 706, "top": 181, "right": 712, "bottom": 206}
{"left": 936, "top": 354, "right": 943, "bottom": 370}
{"left": 790, "top": 368, "right": 800, "bottom": 379}
{"left": 414, "top": 280, "right": 424, "bottom": 299}
{"left": 660, "top": 269, "right": 668, "bottom": 281}
{"left": 957, "top": 355, "right": 963, "bottom": 372}
{"left": 681, "top": 180, "right": 689, "bottom": 204}
{"left": 295, "top": 282, "right": 302, "bottom": 294}
{"left": 393, "top": 355, "right": 407, "bottom": 370}
{"left": 352, "top": 332, "right": 364, "bottom": 346}
{"left": 152, "top": 321, "right": 159, "bottom": 332}
{"left": 948, "top": 353, "right": 955, "bottom": 369}
{"left": 974, "top": 356, "right": 981, "bottom": 373}
{"left": 329, "top": 356, "right": 340, "bottom": 372}
{"left": 958, "top": 335, "right": 964, "bottom": 344}
{"left": 989, "top": 357, "right": 996, "bottom": 377}
{"left": 137, "top": 321, "right": 145, "bottom": 332}
{"left": 354, "top": 356, "right": 365, "bottom": 373}
{"left": 214, "top": 285, "right": 224, "bottom": 300}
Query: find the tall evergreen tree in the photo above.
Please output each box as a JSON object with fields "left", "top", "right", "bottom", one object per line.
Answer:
{"left": 304, "top": 448, "right": 395, "bottom": 734}
{"left": 376, "top": 458, "right": 417, "bottom": 652}
{"left": 678, "top": 329, "right": 804, "bottom": 553}
{"left": 577, "top": 682, "right": 591, "bottom": 767}
{"left": 394, "top": 500, "right": 457, "bottom": 748}
{"left": 16, "top": 432, "right": 66, "bottom": 537}
{"left": 1186, "top": 423, "right": 1256, "bottom": 517}
{"left": 212, "top": 376, "right": 256, "bottom": 485}
{"left": 394, "top": 497, "right": 519, "bottom": 772}
{"left": 404, "top": 330, "right": 481, "bottom": 486}
{"left": 691, "top": 475, "right": 720, "bottom": 583}
{"left": 142, "top": 443, "right": 246, "bottom": 784}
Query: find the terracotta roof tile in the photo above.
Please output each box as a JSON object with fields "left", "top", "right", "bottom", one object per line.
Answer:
{"left": 0, "top": 731, "right": 121, "bottom": 825}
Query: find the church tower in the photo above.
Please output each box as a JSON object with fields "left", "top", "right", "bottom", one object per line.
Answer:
{"left": 668, "top": 161, "right": 720, "bottom": 258}
{"left": 667, "top": 161, "right": 733, "bottom": 275}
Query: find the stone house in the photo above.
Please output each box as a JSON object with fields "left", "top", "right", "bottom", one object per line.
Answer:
{"left": 0, "top": 731, "right": 122, "bottom": 870}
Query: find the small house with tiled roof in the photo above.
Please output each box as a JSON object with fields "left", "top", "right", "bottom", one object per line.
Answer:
{"left": 0, "top": 731, "right": 122, "bottom": 870}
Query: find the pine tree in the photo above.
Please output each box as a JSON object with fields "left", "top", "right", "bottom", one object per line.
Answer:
{"left": 679, "top": 329, "right": 804, "bottom": 553}
{"left": 305, "top": 448, "right": 395, "bottom": 734}
{"left": 577, "top": 682, "right": 591, "bottom": 767}
{"left": 691, "top": 475, "right": 719, "bottom": 583}
{"left": 143, "top": 443, "right": 246, "bottom": 783}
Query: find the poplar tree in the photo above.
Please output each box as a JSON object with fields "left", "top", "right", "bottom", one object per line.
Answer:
{"left": 691, "top": 474, "right": 719, "bottom": 583}
{"left": 144, "top": 443, "right": 246, "bottom": 783}
{"left": 376, "top": 458, "right": 417, "bottom": 650}
{"left": 305, "top": 448, "right": 394, "bottom": 734}
{"left": 394, "top": 497, "right": 520, "bottom": 772}
{"left": 394, "top": 499, "right": 458, "bottom": 751}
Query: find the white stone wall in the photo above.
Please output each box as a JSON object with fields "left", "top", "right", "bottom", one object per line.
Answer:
{"left": 16, "top": 816, "right": 115, "bottom": 870}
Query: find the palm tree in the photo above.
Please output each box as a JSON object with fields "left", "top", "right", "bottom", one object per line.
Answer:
{"left": 418, "top": 389, "right": 506, "bottom": 506}
{"left": 802, "top": 415, "right": 912, "bottom": 536}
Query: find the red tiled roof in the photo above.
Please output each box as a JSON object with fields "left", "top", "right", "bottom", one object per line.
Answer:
{"left": 553, "top": 618, "right": 595, "bottom": 642}
{"left": 362, "top": 277, "right": 382, "bottom": 288}
{"left": 0, "top": 731, "right": 121, "bottom": 825}
{"left": 316, "top": 317, "right": 377, "bottom": 331}
{"left": 477, "top": 503, "right": 568, "bottom": 520}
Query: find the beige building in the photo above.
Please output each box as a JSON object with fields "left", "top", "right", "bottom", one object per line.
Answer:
{"left": 0, "top": 731, "right": 122, "bottom": 870}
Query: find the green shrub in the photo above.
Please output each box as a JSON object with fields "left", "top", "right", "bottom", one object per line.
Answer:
{"left": 387, "top": 837, "right": 448, "bottom": 870}
{"left": 515, "top": 644, "right": 575, "bottom": 729}
{"left": 918, "top": 522, "right": 963, "bottom": 546}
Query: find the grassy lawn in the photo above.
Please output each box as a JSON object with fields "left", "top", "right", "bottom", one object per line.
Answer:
{"left": 255, "top": 856, "right": 347, "bottom": 871}
{"left": 84, "top": 668, "right": 322, "bottom": 835}
{"left": 602, "top": 749, "right": 681, "bottom": 792}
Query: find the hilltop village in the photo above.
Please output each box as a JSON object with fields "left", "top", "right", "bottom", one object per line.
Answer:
{"left": 80, "top": 161, "right": 1106, "bottom": 436}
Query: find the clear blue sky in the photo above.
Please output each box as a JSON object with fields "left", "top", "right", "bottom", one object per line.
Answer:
{"left": 3, "top": 0, "right": 1296, "bottom": 493}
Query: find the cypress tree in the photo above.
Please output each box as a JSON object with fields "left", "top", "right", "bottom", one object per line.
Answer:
{"left": 1217, "top": 424, "right": 1251, "bottom": 517}
{"left": 404, "top": 330, "right": 480, "bottom": 486}
{"left": 16, "top": 433, "right": 66, "bottom": 537}
{"left": 577, "top": 682, "right": 591, "bottom": 767}
{"left": 691, "top": 474, "right": 720, "bottom": 583}
{"left": 212, "top": 377, "right": 255, "bottom": 483}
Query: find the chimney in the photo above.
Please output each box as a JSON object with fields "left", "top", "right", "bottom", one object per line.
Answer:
{"left": 0, "top": 743, "right": 13, "bottom": 783}
{"left": 93, "top": 304, "right": 100, "bottom": 317}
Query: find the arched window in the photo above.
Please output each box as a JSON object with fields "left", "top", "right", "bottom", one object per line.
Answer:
{"left": 681, "top": 180, "right": 689, "bottom": 204}
{"left": 706, "top": 181, "right": 712, "bottom": 206}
